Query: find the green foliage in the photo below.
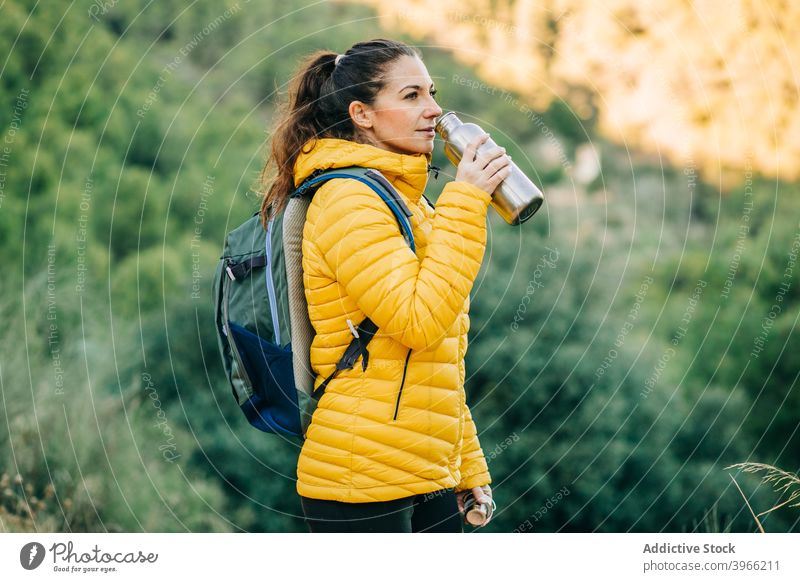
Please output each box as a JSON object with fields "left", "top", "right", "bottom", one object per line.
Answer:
{"left": 0, "top": 274, "right": 232, "bottom": 532}
{"left": 465, "top": 223, "right": 774, "bottom": 532}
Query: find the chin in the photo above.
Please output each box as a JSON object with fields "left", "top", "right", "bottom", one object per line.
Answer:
{"left": 419, "top": 141, "right": 435, "bottom": 154}
{"left": 396, "top": 138, "right": 435, "bottom": 156}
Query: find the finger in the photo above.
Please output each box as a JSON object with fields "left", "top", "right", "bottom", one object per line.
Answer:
{"left": 476, "top": 145, "right": 506, "bottom": 169}
{"left": 472, "top": 486, "right": 488, "bottom": 503}
{"left": 486, "top": 164, "right": 513, "bottom": 191}
{"left": 484, "top": 154, "right": 512, "bottom": 174}
{"left": 487, "top": 146, "right": 506, "bottom": 159}
{"left": 488, "top": 159, "right": 513, "bottom": 180}
{"left": 462, "top": 135, "right": 484, "bottom": 160}
{"left": 465, "top": 134, "right": 490, "bottom": 161}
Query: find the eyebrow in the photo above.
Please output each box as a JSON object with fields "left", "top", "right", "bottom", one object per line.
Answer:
{"left": 398, "top": 84, "right": 435, "bottom": 93}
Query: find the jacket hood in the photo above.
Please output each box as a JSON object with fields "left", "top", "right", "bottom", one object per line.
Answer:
{"left": 293, "top": 138, "right": 433, "bottom": 203}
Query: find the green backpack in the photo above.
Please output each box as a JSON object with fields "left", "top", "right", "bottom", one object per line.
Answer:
{"left": 213, "top": 167, "right": 417, "bottom": 438}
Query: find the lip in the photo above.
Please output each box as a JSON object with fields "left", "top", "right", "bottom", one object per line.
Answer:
{"left": 417, "top": 128, "right": 435, "bottom": 136}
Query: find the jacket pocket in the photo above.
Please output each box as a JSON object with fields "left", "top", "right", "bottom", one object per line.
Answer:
{"left": 392, "top": 349, "right": 413, "bottom": 421}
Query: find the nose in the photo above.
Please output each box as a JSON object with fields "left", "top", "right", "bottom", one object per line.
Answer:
{"left": 426, "top": 99, "right": 443, "bottom": 119}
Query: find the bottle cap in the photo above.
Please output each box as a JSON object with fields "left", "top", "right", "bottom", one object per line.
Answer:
{"left": 466, "top": 503, "right": 488, "bottom": 526}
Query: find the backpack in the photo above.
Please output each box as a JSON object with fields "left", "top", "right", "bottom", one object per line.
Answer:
{"left": 213, "top": 167, "right": 417, "bottom": 439}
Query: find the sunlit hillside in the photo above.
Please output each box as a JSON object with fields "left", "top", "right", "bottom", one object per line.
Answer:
{"left": 357, "top": 0, "right": 800, "bottom": 182}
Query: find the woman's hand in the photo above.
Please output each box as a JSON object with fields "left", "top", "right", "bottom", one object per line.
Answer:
{"left": 456, "top": 484, "right": 494, "bottom": 527}
{"left": 454, "top": 133, "right": 512, "bottom": 195}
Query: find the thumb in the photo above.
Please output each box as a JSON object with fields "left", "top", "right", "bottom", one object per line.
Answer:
{"left": 473, "top": 487, "right": 490, "bottom": 504}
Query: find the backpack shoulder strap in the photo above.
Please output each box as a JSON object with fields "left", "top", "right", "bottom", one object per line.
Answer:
{"left": 291, "top": 166, "right": 416, "bottom": 253}
{"left": 291, "top": 166, "right": 418, "bottom": 400}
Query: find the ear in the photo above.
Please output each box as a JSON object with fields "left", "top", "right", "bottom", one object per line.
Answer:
{"left": 349, "top": 101, "right": 374, "bottom": 130}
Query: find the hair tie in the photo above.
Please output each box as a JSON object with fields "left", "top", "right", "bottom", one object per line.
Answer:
{"left": 334, "top": 54, "right": 345, "bottom": 66}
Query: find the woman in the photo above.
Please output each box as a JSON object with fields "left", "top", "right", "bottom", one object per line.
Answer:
{"left": 258, "top": 39, "right": 511, "bottom": 532}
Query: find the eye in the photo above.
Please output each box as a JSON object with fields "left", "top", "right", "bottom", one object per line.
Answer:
{"left": 430, "top": 89, "right": 438, "bottom": 99}
{"left": 404, "top": 92, "right": 418, "bottom": 100}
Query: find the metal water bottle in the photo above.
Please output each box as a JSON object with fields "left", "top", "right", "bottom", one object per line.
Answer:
{"left": 435, "top": 112, "right": 544, "bottom": 225}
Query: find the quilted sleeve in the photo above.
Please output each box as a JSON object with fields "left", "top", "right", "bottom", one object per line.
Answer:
{"left": 310, "top": 178, "right": 492, "bottom": 351}
{"left": 454, "top": 403, "right": 491, "bottom": 492}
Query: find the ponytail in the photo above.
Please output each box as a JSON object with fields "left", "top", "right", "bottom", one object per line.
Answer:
{"left": 255, "top": 39, "right": 420, "bottom": 225}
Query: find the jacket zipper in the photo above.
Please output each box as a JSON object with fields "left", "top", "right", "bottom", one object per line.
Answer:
{"left": 392, "top": 348, "right": 412, "bottom": 421}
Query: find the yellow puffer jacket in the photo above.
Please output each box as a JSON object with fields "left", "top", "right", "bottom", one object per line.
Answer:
{"left": 296, "top": 137, "right": 492, "bottom": 502}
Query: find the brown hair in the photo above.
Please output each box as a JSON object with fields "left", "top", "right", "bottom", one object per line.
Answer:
{"left": 254, "top": 39, "right": 420, "bottom": 225}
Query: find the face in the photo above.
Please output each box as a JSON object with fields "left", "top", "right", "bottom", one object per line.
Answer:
{"left": 350, "top": 55, "right": 443, "bottom": 155}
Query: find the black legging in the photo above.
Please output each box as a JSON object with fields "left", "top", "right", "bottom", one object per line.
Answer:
{"left": 301, "top": 488, "right": 463, "bottom": 533}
